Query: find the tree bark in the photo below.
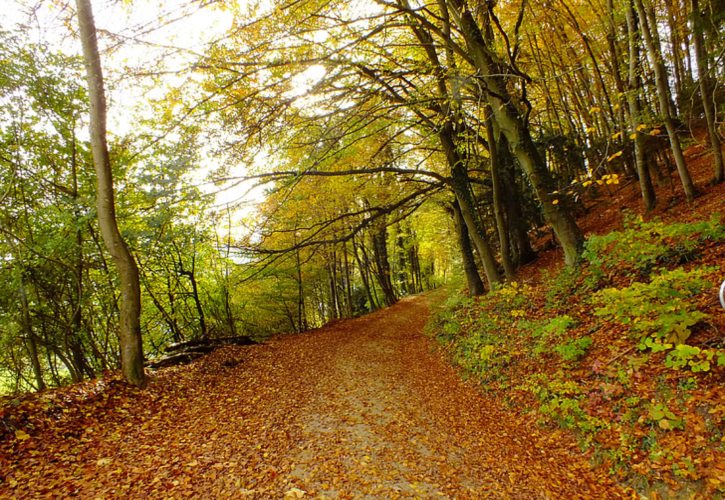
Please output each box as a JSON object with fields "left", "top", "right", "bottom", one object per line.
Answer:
{"left": 352, "top": 234, "right": 377, "bottom": 311}
{"left": 448, "top": 0, "right": 584, "bottom": 266}
{"left": 634, "top": 0, "right": 697, "bottom": 202}
{"left": 19, "top": 283, "right": 45, "bottom": 390}
{"left": 487, "top": 115, "right": 515, "bottom": 279}
{"left": 371, "top": 224, "right": 397, "bottom": 307}
{"left": 451, "top": 201, "right": 485, "bottom": 296}
{"left": 178, "top": 253, "right": 207, "bottom": 340}
{"left": 76, "top": 0, "right": 145, "bottom": 387}
{"left": 625, "top": 0, "right": 657, "bottom": 210}
{"left": 691, "top": 0, "right": 724, "bottom": 183}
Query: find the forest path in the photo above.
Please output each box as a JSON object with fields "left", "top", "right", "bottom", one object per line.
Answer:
{"left": 1, "top": 292, "right": 625, "bottom": 498}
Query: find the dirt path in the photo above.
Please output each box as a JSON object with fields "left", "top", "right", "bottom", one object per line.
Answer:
{"left": 1, "top": 293, "right": 626, "bottom": 498}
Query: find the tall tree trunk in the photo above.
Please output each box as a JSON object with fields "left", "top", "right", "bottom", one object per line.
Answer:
{"left": 691, "top": 0, "right": 724, "bottom": 183}
{"left": 625, "top": 0, "right": 657, "bottom": 210}
{"left": 448, "top": 0, "right": 584, "bottom": 266}
{"left": 327, "top": 249, "right": 341, "bottom": 320}
{"left": 19, "top": 283, "right": 45, "bottom": 390}
{"left": 634, "top": 0, "right": 697, "bottom": 202}
{"left": 371, "top": 224, "right": 397, "bottom": 307}
{"left": 451, "top": 200, "right": 485, "bottom": 296}
{"left": 295, "top": 247, "right": 306, "bottom": 331}
{"left": 179, "top": 253, "right": 207, "bottom": 340}
{"left": 352, "top": 234, "right": 376, "bottom": 311}
{"left": 223, "top": 207, "right": 237, "bottom": 336}
{"left": 342, "top": 240, "right": 354, "bottom": 317}
{"left": 498, "top": 137, "right": 537, "bottom": 267}
{"left": 487, "top": 114, "right": 515, "bottom": 279}
{"left": 440, "top": 125, "right": 501, "bottom": 289}
{"left": 70, "top": 136, "right": 93, "bottom": 380}
{"left": 76, "top": 0, "right": 145, "bottom": 387}
{"left": 665, "top": 0, "right": 687, "bottom": 113}
{"left": 606, "top": 0, "right": 635, "bottom": 177}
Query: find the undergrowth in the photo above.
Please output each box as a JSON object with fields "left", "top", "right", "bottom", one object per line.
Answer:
{"left": 428, "top": 214, "right": 724, "bottom": 495}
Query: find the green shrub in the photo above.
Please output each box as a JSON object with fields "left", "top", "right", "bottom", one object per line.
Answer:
{"left": 527, "top": 376, "right": 608, "bottom": 438}
{"left": 593, "top": 267, "right": 712, "bottom": 346}
{"left": 583, "top": 213, "right": 723, "bottom": 277}
{"left": 554, "top": 336, "right": 593, "bottom": 361}
{"left": 527, "top": 315, "right": 576, "bottom": 356}
{"left": 488, "top": 281, "right": 534, "bottom": 315}
{"left": 647, "top": 402, "right": 685, "bottom": 431}
{"left": 664, "top": 345, "right": 724, "bottom": 373}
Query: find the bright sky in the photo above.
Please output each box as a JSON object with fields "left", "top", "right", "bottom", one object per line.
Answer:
{"left": 1, "top": 0, "right": 272, "bottom": 233}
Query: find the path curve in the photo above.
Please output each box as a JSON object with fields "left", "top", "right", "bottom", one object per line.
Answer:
{"left": 1, "top": 293, "right": 626, "bottom": 498}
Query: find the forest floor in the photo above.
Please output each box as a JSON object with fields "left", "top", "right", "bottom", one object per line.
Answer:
{"left": 1, "top": 292, "right": 627, "bottom": 498}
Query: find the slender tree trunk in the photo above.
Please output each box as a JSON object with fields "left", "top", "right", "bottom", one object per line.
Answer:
{"left": 606, "top": 0, "right": 635, "bottom": 177}
{"left": 371, "top": 225, "right": 397, "bottom": 307}
{"left": 448, "top": 0, "right": 584, "bottom": 265}
{"left": 295, "top": 247, "right": 306, "bottom": 331}
{"left": 76, "top": 0, "right": 145, "bottom": 387}
{"left": 70, "top": 138, "right": 93, "bottom": 380}
{"left": 223, "top": 207, "right": 237, "bottom": 336}
{"left": 19, "top": 283, "right": 45, "bottom": 390}
{"left": 691, "top": 0, "right": 724, "bottom": 183}
{"left": 497, "top": 137, "right": 537, "bottom": 267}
{"left": 451, "top": 201, "right": 485, "bottom": 296}
{"left": 342, "top": 240, "right": 353, "bottom": 317}
{"left": 634, "top": 0, "right": 697, "bottom": 202}
{"left": 327, "top": 254, "right": 340, "bottom": 320}
{"left": 625, "top": 0, "right": 657, "bottom": 210}
{"left": 487, "top": 115, "right": 515, "bottom": 279}
{"left": 440, "top": 125, "right": 501, "bottom": 288}
{"left": 665, "top": 0, "right": 686, "bottom": 113}
{"left": 177, "top": 248, "right": 207, "bottom": 340}
{"left": 352, "top": 234, "right": 376, "bottom": 311}
{"left": 143, "top": 275, "right": 182, "bottom": 342}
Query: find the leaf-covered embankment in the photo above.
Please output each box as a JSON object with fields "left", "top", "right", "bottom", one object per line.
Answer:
{"left": 428, "top": 171, "right": 725, "bottom": 496}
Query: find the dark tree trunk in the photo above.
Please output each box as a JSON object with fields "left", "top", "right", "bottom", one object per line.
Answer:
{"left": 342, "top": 240, "right": 353, "bottom": 316}
{"left": 691, "top": 0, "right": 724, "bottom": 183}
{"left": 634, "top": 0, "right": 697, "bottom": 202}
{"left": 19, "top": 284, "right": 45, "bottom": 390}
{"left": 371, "top": 224, "right": 397, "bottom": 307}
{"left": 451, "top": 201, "right": 485, "bottom": 296}
{"left": 625, "top": 0, "right": 657, "bottom": 210}
{"left": 440, "top": 124, "right": 501, "bottom": 289}
{"left": 487, "top": 115, "right": 515, "bottom": 279}
{"left": 449, "top": 0, "right": 584, "bottom": 266}
{"left": 179, "top": 253, "right": 207, "bottom": 340}
{"left": 353, "top": 234, "right": 376, "bottom": 312}
{"left": 498, "top": 138, "right": 537, "bottom": 267}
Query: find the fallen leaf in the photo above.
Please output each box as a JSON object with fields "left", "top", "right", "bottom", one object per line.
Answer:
{"left": 14, "top": 430, "right": 30, "bottom": 441}
{"left": 284, "top": 487, "right": 306, "bottom": 498}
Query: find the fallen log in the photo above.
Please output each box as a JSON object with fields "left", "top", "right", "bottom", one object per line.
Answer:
{"left": 147, "top": 335, "right": 257, "bottom": 369}
{"left": 164, "top": 335, "right": 256, "bottom": 354}
{"left": 146, "top": 352, "right": 206, "bottom": 369}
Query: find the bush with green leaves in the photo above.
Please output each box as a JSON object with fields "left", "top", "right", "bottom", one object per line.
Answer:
{"left": 593, "top": 267, "right": 712, "bottom": 346}
{"left": 664, "top": 345, "right": 725, "bottom": 373}
{"left": 488, "top": 281, "right": 535, "bottom": 316}
{"left": 593, "top": 266, "right": 721, "bottom": 372}
{"left": 554, "top": 336, "right": 593, "bottom": 362}
{"left": 524, "top": 376, "right": 609, "bottom": 440}
{"left": 583, "top": 213, "right": 723, "bottom": 277}
{"left": 523, "top": 315, "right": 576, "bottom": 356}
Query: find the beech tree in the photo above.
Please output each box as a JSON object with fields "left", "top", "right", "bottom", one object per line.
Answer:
{"left": 76, "top": 0, "right": 145, "bottom": 387}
